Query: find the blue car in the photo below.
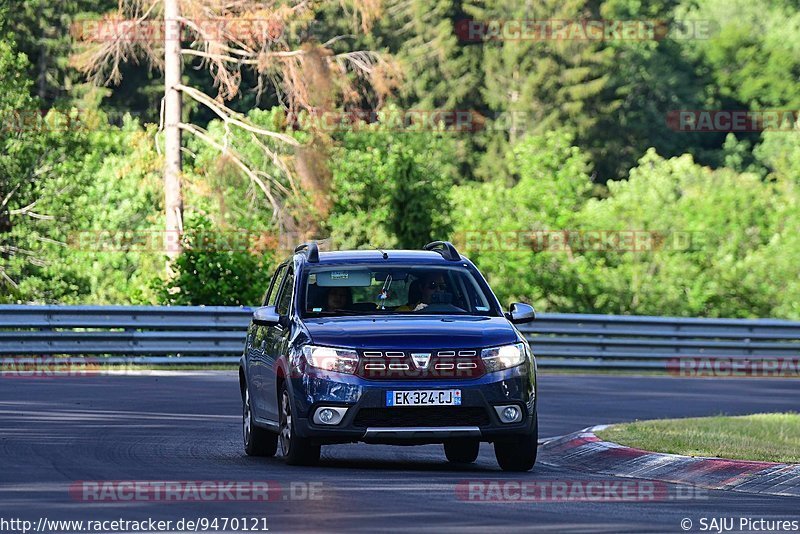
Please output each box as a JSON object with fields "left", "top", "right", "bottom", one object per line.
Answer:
{"left": 239, "top": 241, "right": 538, "bottom": 471}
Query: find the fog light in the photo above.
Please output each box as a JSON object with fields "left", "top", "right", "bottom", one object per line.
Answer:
{"left": 494, "top": 404, "right": 523, "bottom": 423}
{"left": 312, "top": 406, "right": 348, "bottom": 425}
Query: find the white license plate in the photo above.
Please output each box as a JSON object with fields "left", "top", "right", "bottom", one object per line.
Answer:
{"left": 386, "top": 389, "right": 462, "bottom": 407}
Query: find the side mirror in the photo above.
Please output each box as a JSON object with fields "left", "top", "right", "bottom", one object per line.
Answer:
{"left": 252, "top": 305, "right": 281, "bottom": 326}
{"left": 506, "top": 302, "right": 535, "bottom": 324}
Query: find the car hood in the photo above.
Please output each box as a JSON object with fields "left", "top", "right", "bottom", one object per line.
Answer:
{"left": 301, "top": 315, "right": 519, "bottom": 350}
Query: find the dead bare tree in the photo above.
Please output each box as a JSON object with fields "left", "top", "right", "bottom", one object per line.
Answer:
{"left": 163, "top": 0, "right": 183, "bottom": 260}
{"left": 73, "top": 0, "right": 399, "bottom": 257}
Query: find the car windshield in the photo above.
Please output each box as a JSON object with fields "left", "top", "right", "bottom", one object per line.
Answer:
{"left": 301, "top": 265, "right": 498, "bottom": 317}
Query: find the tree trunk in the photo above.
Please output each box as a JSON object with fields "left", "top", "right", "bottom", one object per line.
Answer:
{"left": 164, "top": 0, "right": 183, "bottom": 262}
{"left": 37, "top": 43, "right": 48, "bottom": 101}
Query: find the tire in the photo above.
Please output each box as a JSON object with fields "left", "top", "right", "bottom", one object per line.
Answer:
{"left": 494, "top": 413, "right": 538, "bottom": 472}
{"left": 444, "top": 440, "right": 480, "bottom": 463}
{"left": 278, "top": 383, "right": 320, "bottom": 466}
{"left": 243, "top": 387, "right": 278, "bottom": 457}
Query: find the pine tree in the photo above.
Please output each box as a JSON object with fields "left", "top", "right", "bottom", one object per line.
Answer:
{"left": 474, "top": 0, "right": 619, "bottom": 181}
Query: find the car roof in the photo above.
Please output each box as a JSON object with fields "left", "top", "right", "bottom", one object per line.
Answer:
{"left": 297, "top": 250, "right": 471, "bottom": 266}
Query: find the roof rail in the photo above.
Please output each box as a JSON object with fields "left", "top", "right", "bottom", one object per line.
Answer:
{"left": 423, "top": 241, "right": 461, "bottom": 261}
{"left": 294, "top": 242, "right": 320, "bottom": 263}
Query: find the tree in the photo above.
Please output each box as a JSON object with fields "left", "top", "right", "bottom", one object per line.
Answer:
{"left": 73, "top": 0, "right": 397, "bottom": 259}
{"left": 576, "top": 149, "right": 796, "bottom": 317}
{"left": 4, "top": 0, "right": 116, "bottom": 104}
{"left": 0, "top": 39, "right": 129, "bottom": 300}
{"left": 155, "top": 214, "right": 273, "bottom": 306}
{"left": 0, "top": 36, "right": 37, "bottom": 289}
{"left": 471, "top": 0, "right": 619, "bottom": 182}
{"left": 453, "top": 131, "right": 800, "bottom": 318}
{"left": 584, "top": 0, "right": 721, "bottom": 179}
{"left": 326, "top": 108, "right": 458, "bottom": 249}
{"left": 683, "top": 0, "right": 800, "bottom": 110}
{"left": 163, "top": 0, "right": 182, "bottom": 261}
{"left": 451, "top": 131, "right": 593, "bottom": 307}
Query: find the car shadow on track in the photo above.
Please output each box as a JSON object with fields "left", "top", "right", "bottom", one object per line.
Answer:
{"left": 237, "top": 444, "right": 537, "bottom": 474}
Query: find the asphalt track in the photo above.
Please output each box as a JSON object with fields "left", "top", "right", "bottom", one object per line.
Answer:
{"left": 1, "top": 373, "right": 799, "bottom": 533}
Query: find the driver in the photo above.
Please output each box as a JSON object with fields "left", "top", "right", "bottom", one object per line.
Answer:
{"left": 397, "top": 273, "right": 448, "bottom": 312}
{"left": 325, "top": 286, "right": 352, "bottom": 311}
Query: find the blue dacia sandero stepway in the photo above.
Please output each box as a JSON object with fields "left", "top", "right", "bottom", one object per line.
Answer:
{"left": 239, "top": 241, "right": 538, "bottom": 471}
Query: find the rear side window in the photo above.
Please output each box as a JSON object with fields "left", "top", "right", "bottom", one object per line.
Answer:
{"left": 264, "top": 264, "right": 287, "bottom": 306}
{"left": 276, "top": 269, "right": 295, "bottom": 316}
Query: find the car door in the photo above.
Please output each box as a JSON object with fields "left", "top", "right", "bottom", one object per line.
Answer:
{"left": 264, "top": 266, "right": 295, "bottom": 422}
{"left": 249, "top": 263, "right": 286, "bottom": 419}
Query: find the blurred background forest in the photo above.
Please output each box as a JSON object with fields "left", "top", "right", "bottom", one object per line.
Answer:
{"left": 0, "top": 0, "right": 798, "bottom": 318}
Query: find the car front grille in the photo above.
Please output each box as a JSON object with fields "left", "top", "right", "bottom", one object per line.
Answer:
{"left": 353, "top": 407, "right": 491, "bottom": 427}
{"left": 356, "top": 349, "right": 485, "bottom": 379}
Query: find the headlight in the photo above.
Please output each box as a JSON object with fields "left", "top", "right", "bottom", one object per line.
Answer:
{"left": 481, "top": 343, "right": 526, "bottom": 372}
{"left": 302, "top": 345, "right": 359, "bottom": 374}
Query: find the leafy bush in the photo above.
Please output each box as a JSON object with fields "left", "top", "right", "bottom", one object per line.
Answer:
{"left": 327, "top": 108, "right": 458, "bottom": 250}
{"left": 452, "top": 130, "right": 594, "bottom": 309}
{"left": 452, "top": 131, "right": 800, "bottom": 318}
{"left": 154, "top": 215, "right": 273, "bottom": 307}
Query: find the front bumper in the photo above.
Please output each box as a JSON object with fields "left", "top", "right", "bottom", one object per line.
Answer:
{"left": 287, "top": 363, "right": 536, "bottom": 445}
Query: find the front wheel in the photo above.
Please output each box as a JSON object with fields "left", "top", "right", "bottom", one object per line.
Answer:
{"left": 243, "top": 388, "right": 278, "bottom": 457}
{"left": 278, "top": 384, "right": 320, "bottom": 466}
{"left": 444, "top": 440, "right": 480, "bottom": 463}
{"left": 494, "top": 413, "right": 538, "bottom": 472}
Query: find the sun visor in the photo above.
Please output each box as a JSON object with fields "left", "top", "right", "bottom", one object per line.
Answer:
{"left": 314, "top": 269, "right": 372, "bottom": 287}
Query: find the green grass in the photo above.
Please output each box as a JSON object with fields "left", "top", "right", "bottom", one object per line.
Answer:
{"left": 596, "top": 413, "right": 800, "bottom": 464}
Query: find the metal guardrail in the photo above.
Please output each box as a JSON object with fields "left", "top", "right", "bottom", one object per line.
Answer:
{"left": 0, "top": 305, "right": 798, "bottom": 369}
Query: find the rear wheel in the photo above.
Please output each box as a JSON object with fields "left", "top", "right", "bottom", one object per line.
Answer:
{"left": 444, "top": 440, "right": 480, "bottom": 463}
{"left": 243, "top": 388, "right": 278, "bottom": 457}
{"left": 278, "top": 384, "right": 320, "bottom": 466}
{"left": 494, "top": 413, "right": 538, "bottom": 472}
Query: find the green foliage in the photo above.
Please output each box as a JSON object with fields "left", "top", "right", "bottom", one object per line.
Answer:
{"left": 183, "top": 107, "right": 303, "bottom": 232}
{"left": 452, "top": 130, "right": 594, "bottom": 308}
{"left": 0, "top": 35, "right": 115, "bottom": 301}
{"left": 1, "top": 108, "right": 160, "bottom": 303}
{"left": 155, "top": 215, "right": 273, "bottom": 307}
{"left": 4, "top": 0, "right": 117, "bottom": 104}
{"left": 148, "top": 108, "right": 300, "bottom": 306}
{"left": 473, "top": 0, "right": 618, "bottom": 181}
{"left": 754, "top": 131, "right": 800, "bottom": 185}
{"left": 2, "top": 0, "right": 800, "bottom": 320}
{"left": 453, "top": 132, "right": 800, "bottom": 318}
{"left": 65, "top": 120, "right": 163, "bottom": 304}
{"left": 575, "top": 150, "right": 790, "bottom": 318}
{"left": 389, "top": 0, "right": 483, "bottom": 112}
{"left": 327, "top": 110, "right": 458, "bottom": 249}
{"left": 683, "top": 0, "right": 800, "bottom": 109}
